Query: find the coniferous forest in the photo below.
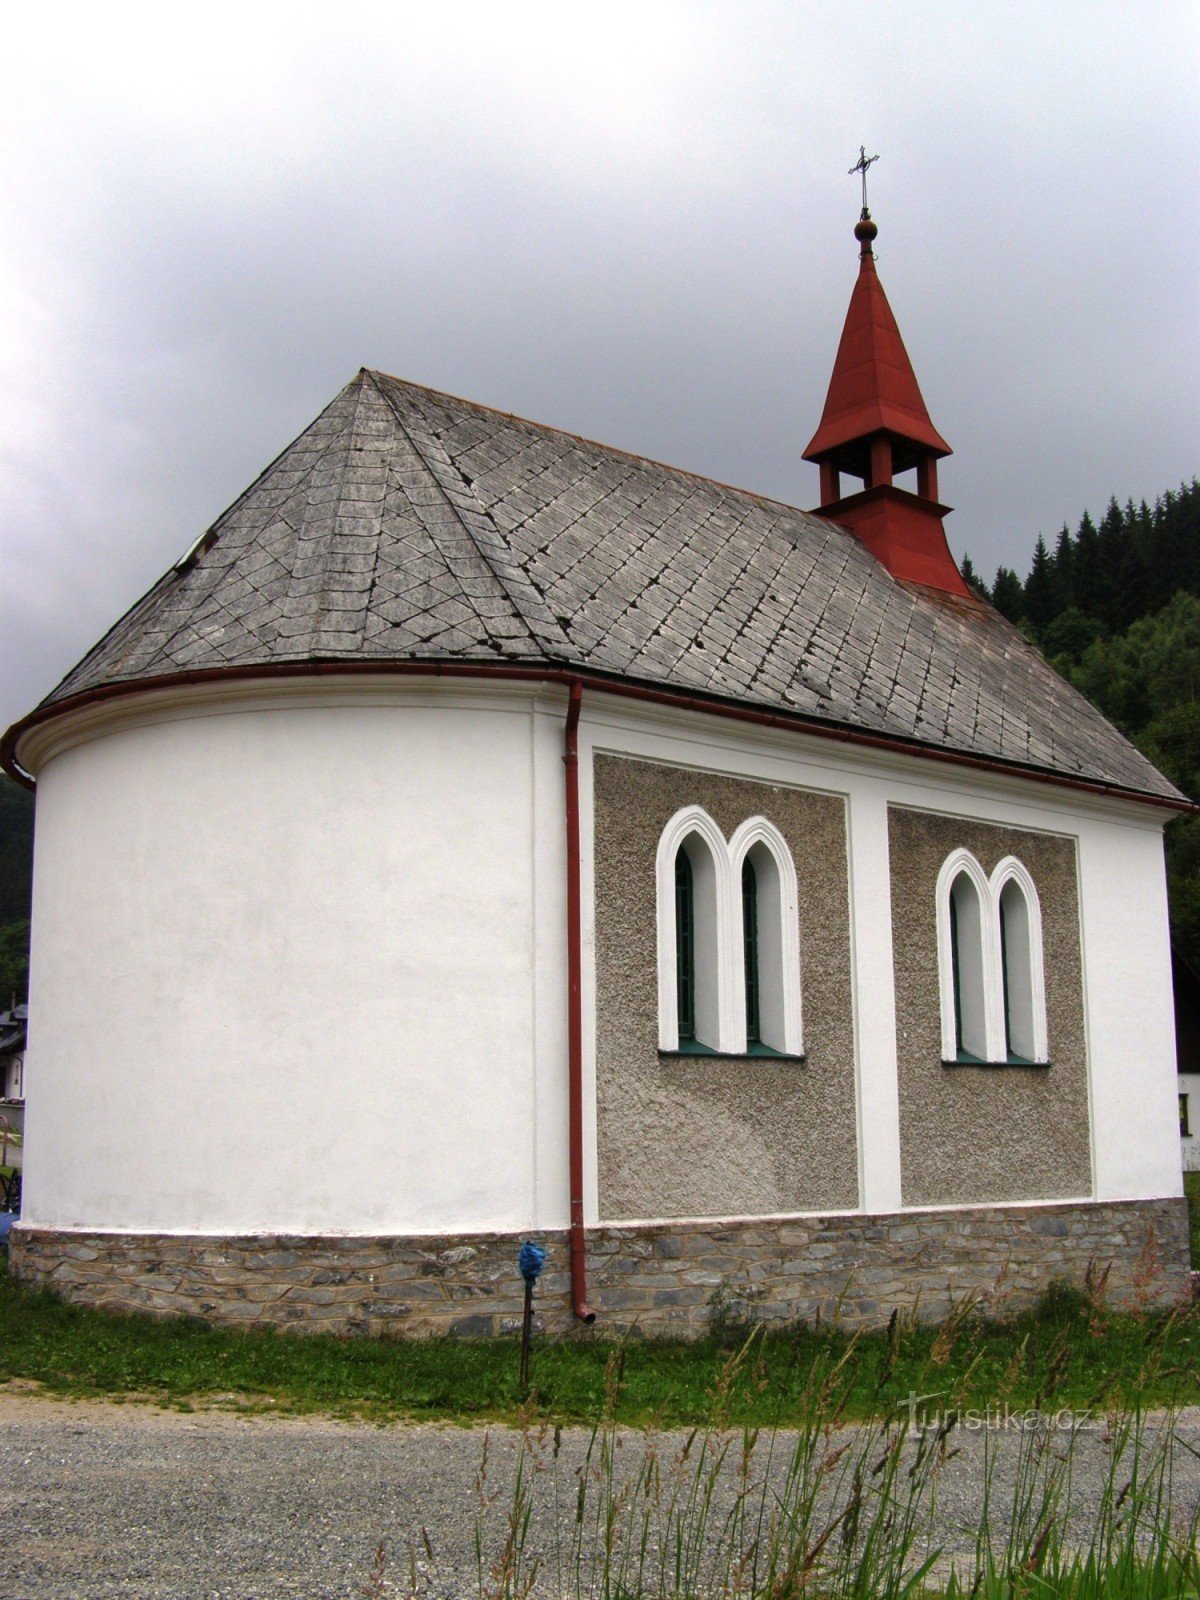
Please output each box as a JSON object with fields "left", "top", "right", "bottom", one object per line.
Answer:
{"left": 0, "top": 479, "right": 1197, "bottom": 1003}
{"left": 961, "top": 479, "right": 1200, "bottom": 969}
{"left": 0, "top": 773, "right": 32, "bottom": 1008}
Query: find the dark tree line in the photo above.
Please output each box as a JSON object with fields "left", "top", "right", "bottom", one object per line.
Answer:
{"left": 963, "top": 479, "right": 1200, "bottom": 968}
{"left": 963, "top": 481, "right": 1200, "bottom": 649}
{"left": 0, "top": 774, "right": 33, "bottom": 1007}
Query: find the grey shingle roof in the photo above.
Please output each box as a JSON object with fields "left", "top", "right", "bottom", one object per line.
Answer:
{"left": 39, "top": 369, "right": 1182, "bottom": 803}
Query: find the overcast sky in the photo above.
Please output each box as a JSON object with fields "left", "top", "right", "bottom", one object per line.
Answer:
{"left": 2, "top": 2, "right": 1197, "bottom": 736}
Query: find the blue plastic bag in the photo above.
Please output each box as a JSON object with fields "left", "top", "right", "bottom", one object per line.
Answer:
{"left": 518, "top": 1240, "right": 546, "bottom": 1286}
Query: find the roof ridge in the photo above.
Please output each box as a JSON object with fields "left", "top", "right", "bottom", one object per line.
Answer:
{"left": 287, "top": 369, "right": 382, "bottom": 658}
{"left": 14, "top": 369, "right": 1182, "bottom": 807}
{"left": 37, "top": 570, "right": 177, "bottom": 706}
{"left": 365, "top": 369, "right": 824, "bottom": 527}
{"left": 38, "top": 377, "right": 376, "bottom": 707}
{"left": 368, "top": 374, "right": 573, "bottom": 658}
{"left": 134, "top": 377, "right": 372, "bottom": 670}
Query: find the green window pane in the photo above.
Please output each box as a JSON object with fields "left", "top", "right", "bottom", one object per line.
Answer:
{"left": 949, "top": 891, "right": 964, "bottom": 1057}
{"left": 999, "top": 898, "right": 1012, "bottom": 1059}
{"left": 675, "top": 850, "right": 695, "bottom": 1042}
{"left": 743, "top": 856, "right": 760, "bottom": 1046}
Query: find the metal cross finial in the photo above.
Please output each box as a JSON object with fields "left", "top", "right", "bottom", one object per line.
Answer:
{"left": 849, "top": 145, "right": 879, "bottom": 213}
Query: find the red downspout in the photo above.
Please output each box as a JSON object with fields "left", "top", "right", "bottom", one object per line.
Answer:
{"left": 563, "top": 679, "right": 595, "bottom": 1323}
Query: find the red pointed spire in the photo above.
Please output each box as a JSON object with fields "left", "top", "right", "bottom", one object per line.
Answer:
{"left": 804, "top": 210, "right": 969, "bottom": 599}
{"left": 804, "top": 216, "right": 951, "bottom": 466}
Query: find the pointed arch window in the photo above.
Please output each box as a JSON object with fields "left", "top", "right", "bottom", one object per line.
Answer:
{"left": 731, "top": 823, "right": 804, "bottom": 1058}
{"left": 936, "top": 848, "right": 1049, "bottom": 1067}
{"left": 948, "top": 869, "right": 988, "bottom": 1062}
{"left": 994, "top": 860, "right": 1048, "bottom": 1065}
{"left": 656, "top": 806, "right": 803, "bottom": 1059}
{"left": 675, "top": 832, "right": 722, "bottom": 1053}
{"left": 999, "top": 885, "right": 1016, "bottom": 1057}
{"left": 656, "top": 808, "right": 733, "bottom": 1054}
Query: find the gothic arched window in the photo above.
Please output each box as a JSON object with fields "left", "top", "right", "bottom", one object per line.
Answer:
{"left": 730, "top": 824, "right": 803, "bottom": 1057}
{"left": 993, "top": 860, "right": 1048, "bottom": 1064}
{"left": 937, "top": 848, "right": 1049, "bottom": 1066}
{"left": 656, "top": 807, "right": 802, "bottom": 1057}
{"left": 937, "top": 849, "right": 993, "bottom": 1064}
{"left": 949, "top": 870, "right": 988, "bottom": 1062}
{"left": 655, "top": 808, "right": 733, "bottom": 1054}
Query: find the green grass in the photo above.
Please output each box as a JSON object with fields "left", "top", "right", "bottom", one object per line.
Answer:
{"left": 1185, "top": 1171, "right": 1200, "bottom": 1267}
{"left": 463, "top": 1336, "right": 1200, "bottom": 1600}
{"left": 4, "top": 1264, "right": 1199, "bottom": 1597}
{"left": 1, "top": 1263, "right": 1197, "bottom": 1425}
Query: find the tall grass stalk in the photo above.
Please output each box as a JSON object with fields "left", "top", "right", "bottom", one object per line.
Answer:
{"left": 473, "top": 1324, "right": 1200, "bottom": 1599}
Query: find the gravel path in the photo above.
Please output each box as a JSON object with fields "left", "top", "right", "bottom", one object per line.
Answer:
{"left": 4, "top": 1391, "right": 1200, "bottom": 1598}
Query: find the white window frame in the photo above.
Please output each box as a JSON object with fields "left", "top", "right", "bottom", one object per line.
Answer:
{"left": 991, "top": 855, "right": 1049, "bottom": 1064}
{"left": 729, "top": 817, "right": 804, "bottom": 1056}
{"left": 936, "top": 849, "right": 998, "bottom": 1062}
{"left": 935, "top": 847, "right": 1049, "bottom": 1064}
{"left": 655, "top": 806, "right": 738, "bottom": 1052}
{"left": 656, "top": 806, "right": 802, "bottom": 1056}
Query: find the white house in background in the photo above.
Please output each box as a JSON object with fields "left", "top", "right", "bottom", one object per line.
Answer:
{"left": 1174, "top": 950, "right": 1200, "bottom": 1172}
{"left": 0, "top": 1005, "right": 25, "bottom": 1104}
{"left": 0, "top": 1005, "right": 25, "bottom": 1178}
{"left": 1, "top": 208, "right": 1191, "bottom": 1335}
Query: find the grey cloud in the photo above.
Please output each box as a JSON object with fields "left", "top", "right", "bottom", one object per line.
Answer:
{"left": 1, "top": 3, "right": 1196, "bottom": 735}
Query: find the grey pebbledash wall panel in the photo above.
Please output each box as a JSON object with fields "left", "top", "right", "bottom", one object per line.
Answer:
{"left": 592, "top": 753, "right": 858, "bottom": 1222}
{"left": 888, "top": 806, "right": 1092, "bottom": 1207}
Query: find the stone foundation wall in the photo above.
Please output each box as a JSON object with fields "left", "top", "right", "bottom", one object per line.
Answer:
{"left": 10, "top": 1197, "right": 1189, "bottom": 1338}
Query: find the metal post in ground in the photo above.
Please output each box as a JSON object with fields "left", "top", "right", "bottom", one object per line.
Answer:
{"left": 517, "top": 1241, "right": 547, "bottom": 1392}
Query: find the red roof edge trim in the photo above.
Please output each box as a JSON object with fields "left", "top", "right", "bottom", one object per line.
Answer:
{"left": 2, "top": 661, "right": 1191, "bottom": 814}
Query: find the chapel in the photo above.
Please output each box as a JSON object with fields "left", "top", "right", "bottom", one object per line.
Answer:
{"left": 2, "top": 204, "right": 1190, "bottom": 1334}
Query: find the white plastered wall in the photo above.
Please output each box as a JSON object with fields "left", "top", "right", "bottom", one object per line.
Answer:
{"left": 21, "top": 681, "right": 571, "bottom": 1235}
{"left": 17, "top": 677, "right": 1182, "bottom": 1238}
{"left": 1077, "top": 818, "right": 1182, "bottom": 1199}
{"left": 574, "top": 695, "right": 1182, "bottom": 1221}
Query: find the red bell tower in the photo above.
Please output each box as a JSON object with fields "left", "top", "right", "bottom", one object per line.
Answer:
{"left": 804, "top": 197, "right": 970, "bottom": 599}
